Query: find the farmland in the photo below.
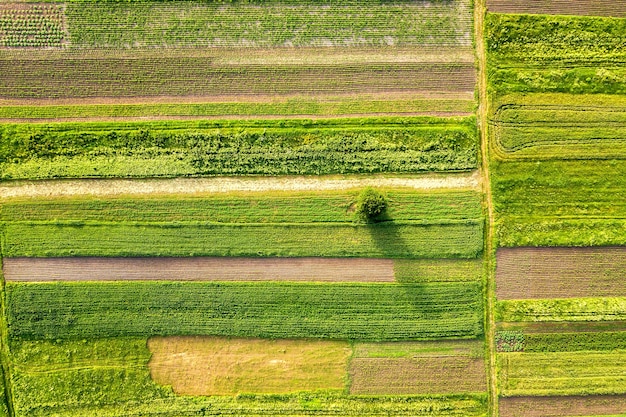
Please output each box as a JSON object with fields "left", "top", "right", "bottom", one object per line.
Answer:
{"left": 487, "top": 0, "right": 626, "bottom": 17}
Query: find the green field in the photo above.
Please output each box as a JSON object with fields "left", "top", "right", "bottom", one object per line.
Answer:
{"left": 6, "top": 281, "right": 483, "bottom": 341}
{"left": 0, "top": 117, "right": 477, "bottom": 179}
{"left": 496, "top": 298, "right": 626, "bottom": 323}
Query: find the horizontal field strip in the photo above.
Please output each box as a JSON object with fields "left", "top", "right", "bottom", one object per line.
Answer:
{"left": 2, "top": 221, "right": 484, "bottom": 259}
{"left": 3, "top": 257, "right": 396, "bottom": 283}
{"left": 5, "top": 281, "right": 484, "bottom": 341}
{"left": 498, "top": 351, "right": 626, "bottom": 396}
{"left": 349, "top": 357, "right": 486, "bottom": 395}
{"left": 496, "top": 247, "right": 626, "bottom": 300}
{"left": 496, "top": 298, "right": 626, "bottom": 323}
{"left": 0, "top": 172, "right": 480, "bottom": 199}
{"left": 499, "top": 395, "right": 626, "bottom": 417}
{"left": 497, "top": 321, "right": 626, "bottom": 334}
{"left": 487, "top": 0, "right": 626, "bottom": 17}
{"left": 0, "top": 60, "right": 476, "bottom": 99}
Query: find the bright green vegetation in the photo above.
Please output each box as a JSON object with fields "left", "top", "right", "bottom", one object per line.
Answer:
{"left": 63, "top": 0, "right": 473, "bottom": 49}
{"left": 524, "top": 331, "right": 626, "bottom": 353}
{"left": 496, "top": 298, "right": 626, "bottom": 323}
{"left": 3, "top": 221, "right": 483, "bottom": 258}
{"left": 394, "top": 258, "right": 483, "bottom": 283}
{"left": 0, "top": 4, "right": 65, "bottom": 48}
{"left": 498, "top": 351, "right": 626, "bottom": 396}
{"left": 0, "top": 189, "right": 483, "bottom": 224}
{"left": 492, "top": 159, "right": 626, "bottom": 246}
{"left": 0, "top": 117, "right": 478, "bottom": 179}
{"left": 486, "top": 14, "right": 626, "bottom": 94}
{"left": 0, "top": 97, "right": 475, "bottom": 120}
{"left": 354, "top": 339, "right": 484, "bottom": 359}
{"left": 6, "top": 281, "right": 483, "bottom": 341}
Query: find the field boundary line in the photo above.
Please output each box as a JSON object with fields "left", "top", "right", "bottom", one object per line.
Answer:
{"left": 475, "top": 1, "right": 498, "bottom": 416}
{"left": 0, "top": 172, "right": 480, "bottom": 199}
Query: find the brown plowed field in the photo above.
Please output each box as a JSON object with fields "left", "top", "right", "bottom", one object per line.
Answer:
{"left": 496, "top": 247, "right": 626, "bottom": 300}
{"left": 3, "top": 257, "right": 395, "bottom": 282}
{"left": 487, "top": 0, "right": 626, "bottom": 17}
{"left": 499, "top": 395, "right": 626, "bottom": 417}
{"left": 349, "top": 357, "right": 486, "bottom": 395}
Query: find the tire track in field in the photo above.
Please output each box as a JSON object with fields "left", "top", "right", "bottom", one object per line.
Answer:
{"left": 0, "top": 171, "right": 480, "bottom": 199}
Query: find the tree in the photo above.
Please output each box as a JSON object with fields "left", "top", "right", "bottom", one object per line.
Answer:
{"left": 355, "top": 187, "right": 387, "bottom": 222}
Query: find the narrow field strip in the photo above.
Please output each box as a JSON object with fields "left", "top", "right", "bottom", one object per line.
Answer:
{"left": 147, "top": 337, "right": 350, "bottom": 395}
{"left": 499, "top": 395, "right": 626, "bottom": 417}
{"left": 3, "top": 257, "right": 395, "bottom": 283}
{"left": 496, "top": 298, "right": 626, "bottom": 323}
{"left": 5, "top": 281, "right": 484, "bottom": 341}
{"left": 0, "top": 172, "right": 480, "bottom": 199}
{"left": 487, "top": 0, "right": 626, "bottom": 17}
{"left": 495, "top": 247, "right": 626, "bottom": 300}
{"left": 349, "top": 357, "right": 487, "bottom": 395}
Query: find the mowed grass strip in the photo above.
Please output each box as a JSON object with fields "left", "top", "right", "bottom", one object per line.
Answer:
{"left": 496, "top": 298, "right": 626, "bottom": 323}
{"left": 3, "top": 221, "right": 484, "bottom": 259}
{"left": 499, "top": 395, "right": 626, "bottom": 417}
{"left": 148, "top": 337, "right": 350, "bottom": 395}
{"left": 5, "top": 281, "right": 483, "bottom": 341}
{"left": 498, "top": 351, "right": 626, "bottom": 396}
{"left": 3, "top": 257, "right": 396, "bottom": 283}
{"left": 496, "top": 247, "right": 626, "bottom": 300}
{"left": 0, "top": 189, "right": 484, "bottom": 223}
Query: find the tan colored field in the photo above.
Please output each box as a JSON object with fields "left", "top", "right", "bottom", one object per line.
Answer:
{"left": 147, "top": 336, "right": 350, "bottom": 395}
{"left": 3, "top": 257, "right": 395, "bottom": 282}
{"left": 496, "top": 247, "right": 626, "bottom": 300}
{"left": 499, "top": 395, "right": 626, "bottom": 417}
{"left": 349, "top": 357, "right": 486, "bottom": 395}
{"left": 487, "top": 0, "right": 626, "bottom": 17}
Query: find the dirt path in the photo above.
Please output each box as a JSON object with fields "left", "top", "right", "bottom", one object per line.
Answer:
{"left": 0, "top": 171, "right": 480, "bottom": 199}
{"left": 474, "top": 1, "right": 498, "bottom": 417}
{"left": 3, "top": 257, "right": 395, "bottom": 283}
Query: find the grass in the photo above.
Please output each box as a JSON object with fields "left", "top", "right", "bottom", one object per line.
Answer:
{"left": 2, "top": 221, "right": 484, "bottom": 259}
{"left": 0, "top": 116, "right": 478, "bottom": 179}
{"left": 147, "top": 336, "right": 351, "bottom": 395}
{"left": 0, "top": 189, "right": 484, "bottom": 224}
{"left": 353, "top": 340, "right": 484, "bottom": 359}
{"left": 498, "top": 351, "right": 626, "bottom": 396}
{"left": 5, "top": 281, "right": 484, "bottom": 341}
{"left": 524, "top": 331, "right": 626, "bottom": 353}
{"left": 496, "top": 298, "right": 626, "bottom": 323}
{"left": 394, "top": 258, "right": 484, "bottom": 282}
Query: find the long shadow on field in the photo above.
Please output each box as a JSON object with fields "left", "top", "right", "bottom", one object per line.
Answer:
{"left": 366, "top": 221, "right": 411, "bottom": 259}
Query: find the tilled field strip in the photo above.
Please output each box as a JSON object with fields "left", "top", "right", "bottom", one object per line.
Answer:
{"left": 499, "top": 395, "right": 626, "bottom": 417}
{"left": 349, "top": 356, "right": 487, "bottom": 395}
{"left": 496, "top": 247, "right": 626, "bottom": 300}
{"left": 487, "top": 0, "right": 626, "bottom": 17}
{"left": 3, "top": 257, "right": 395, "bottom": 282}
{"left": 0, "top": 172, "right": 480, "bottom": 199}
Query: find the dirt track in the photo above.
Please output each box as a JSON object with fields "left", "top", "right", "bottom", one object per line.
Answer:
{"left": 487, "top": 0, "right": 626, "bottom": 16}
{"left": 496, "top": 247, "right": 626, "bottom": 300}
{"left": 0, "top": 172, "right": 480, "bottom": 199}
{"left": 499, "top": 395, "right": 626, "bottom": 417}
{"left": 3, "top": 257, "right": 395, "bottom": 282}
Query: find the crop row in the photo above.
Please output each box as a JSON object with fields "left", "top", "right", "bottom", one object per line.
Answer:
{"left": 0, "top": 58, "right": 476, "bottom": 99}
{"left": 487, "top": 0, "right": 626, "bottom": 17}
{"left": 496, "top": 298, "right": 626, "bottom": 323}
{"left": 0, "top": 189, "right": 483, "bottom": 224}
{"left": 2, "top": 221, "right": 484, "bottom": 259}
{"left": 64, "top": 0, "right": 472, "bottom": 49}
{"left": 0, "top": 4, "right": 64, "bottom": 48}
{"left": 0, "top": 117, "right": 478, "bottom": 179}
{"left": 6, "top": 281, "right": 483, "bottom": 341}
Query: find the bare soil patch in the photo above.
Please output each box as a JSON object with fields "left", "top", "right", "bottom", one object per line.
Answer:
{"left": 148, "top": 336, "right": 351, "bottom": 395}
{"left": 349, "top": 357, "right": 486, "bottom": 395}
{"left": 496, "top": 247, "right": 626, "bottom": 300}
{"left": 0, "top": 172, "right": 480, "bottom": 199}
{"left": 3, "top": 257, "right": 395, "bottom": 282}
{"left": 487, "top": 0, "right": 626, "bottom": 17}
{"left": 499, "top": 395, "right": 626, "bottom": 417}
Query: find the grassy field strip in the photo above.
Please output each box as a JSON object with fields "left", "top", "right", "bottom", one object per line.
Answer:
{"left": 2, "top": 221, "right": 484, "bottom": 259}
{"left": 496, "top": 321, "right": 626, "bottom": 334}
{"left": 495, "top": 247, "right": 626, "bottom": 300}
{"left": 487, "top": 0, "right": 626, "bottom": 17}
{"left": 3, "top": 257, "right": 395, "bottom": 283}
{"left": 0, "top": 172, "right": 480, "bottom": 199}
{"left": 148, "top": 337, "right": 350, "bottom": 395}
{"left": 498, "top": 351, "right": 626, "bottom": 396}
{"left": 499, "top": 395, "right": 626, "bottom": 417}
{"left": 5, "top": 281, "right": 483, "bottom": 341}
{"left": 496, "top": 298, "right": 626, "bottom": 323}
